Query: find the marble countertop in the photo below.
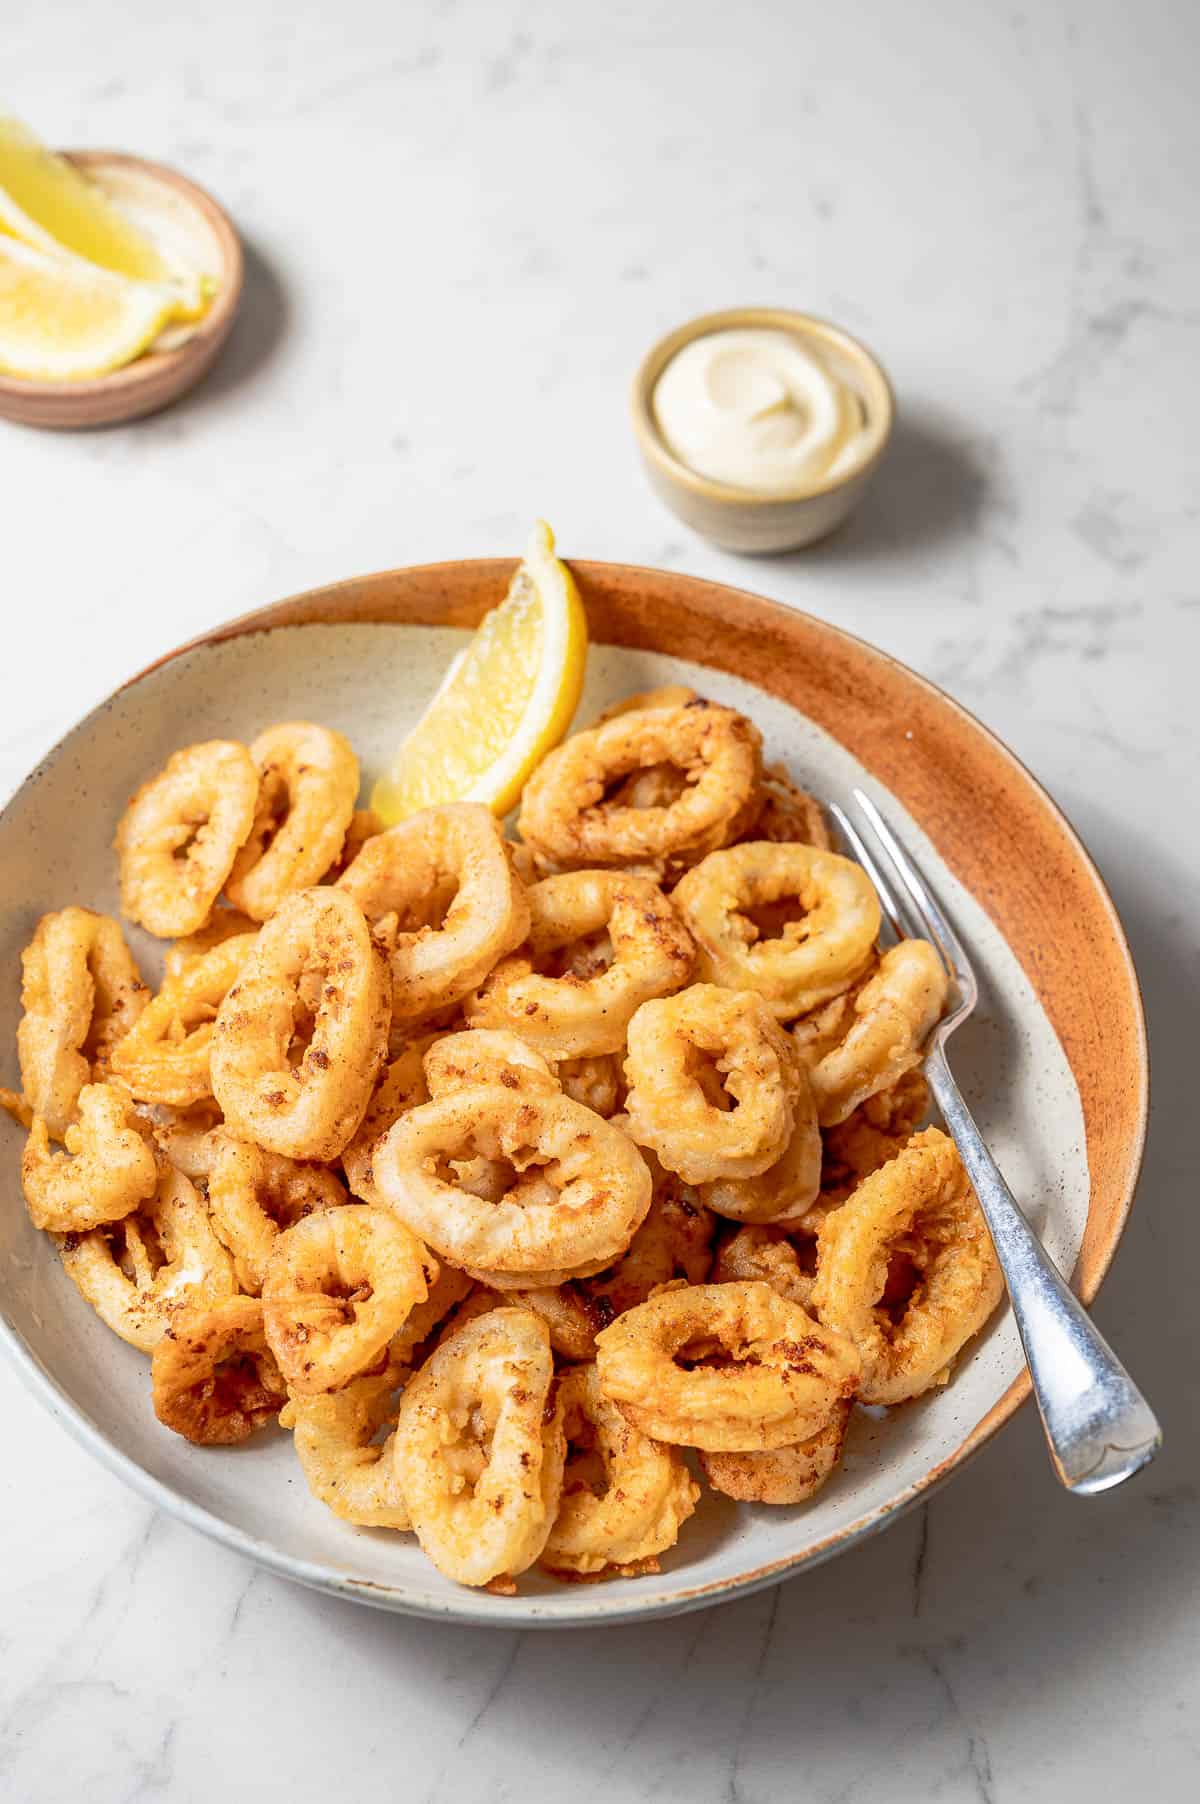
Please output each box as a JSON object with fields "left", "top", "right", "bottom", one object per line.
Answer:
{"left": 2, "top": 1, "right": 1196, "bottom": 1798}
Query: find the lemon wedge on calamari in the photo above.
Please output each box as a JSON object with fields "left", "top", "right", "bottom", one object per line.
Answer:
{"left": 371, "top": 521, "right": 588, "bottom": 824}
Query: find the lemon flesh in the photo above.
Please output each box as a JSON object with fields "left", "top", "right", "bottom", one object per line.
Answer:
{"left": 0, "top": 116, "right": 206, "bottom": 320}
{"left": 0, "top": 233, "right": 177, "bottom": 381}
{"left": 371, "top": 521, "right": 588, "bottom": 824}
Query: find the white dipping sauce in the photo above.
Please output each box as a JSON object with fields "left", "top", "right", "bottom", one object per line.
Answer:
{"left": 652, "top": 328, "right": 862, "bottom": 495}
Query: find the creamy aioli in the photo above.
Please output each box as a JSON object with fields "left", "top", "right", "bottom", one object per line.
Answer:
{"left": 652, "top": 328, "right": 861, "bottom": 495}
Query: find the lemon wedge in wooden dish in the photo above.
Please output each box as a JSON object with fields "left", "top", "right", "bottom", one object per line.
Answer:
{"left": 370, "top": 521, "right": 588, "bottom": 824}
{"left": 0, "top": 234, "right": 183, "bottom": 382}
{"left": 0, "top": 116, "right": 207, "bottom": 321}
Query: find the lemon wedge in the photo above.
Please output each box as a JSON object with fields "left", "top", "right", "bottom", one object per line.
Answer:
{"left": 0, "top": 233, "right": 178, "bottom": 381}
{"left": 0, "top": 116, "right": 206, "bottom": 320}
{"left": 371, "top": 521, "right": 588, "bottom": 824}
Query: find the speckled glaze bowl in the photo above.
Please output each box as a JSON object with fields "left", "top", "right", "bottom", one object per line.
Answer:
{"left": 0, "top": 559, "right": 1147, "bottom": 1627}
{"left": 631, "top": 308, "right": 895, "bottom": 552}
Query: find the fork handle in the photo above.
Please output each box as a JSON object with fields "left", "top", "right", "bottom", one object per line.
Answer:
{"left": 925, "top": 1047, "right": 1161, "bottom": 1494}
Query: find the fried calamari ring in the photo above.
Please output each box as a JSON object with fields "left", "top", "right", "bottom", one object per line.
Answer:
{"left": 588, "top": 685, "right": 699, "bottom": 726}
{"left": 461, "top": 1252, "right": 617, "bottom": 1293}
{"left": 582, "top": 691, "right": 702, "bottom": 829}
{"left": 110, "top": 934, "right": 259, "bottom": 1108}
{"left": 0, "top": 1088, "right": 33, "bottom": 1130}
{"left": 152, "top": 1296, "right": 287, "bottom": 1444}
{"left": 17, "top": 907, "right": 149, "bottom": 1136}
{"left": 282, "top": 1362, "right": 412, "bottom": 1528}
{"left": 711, "top": 1223, "right": 817, "bottom": 1309}
{"left": 116, "top": 740, "right": 259, "bottom": 937}
{"left": 144, "top": 1100, "right": 225, "bottom": 1181}
{"left": 478, "top": 1137, "right": 716, "bottom": 1363}
{"left": 341, "top": 1038, "right": 434, "bottom": 1205}
{"left": 422, "top": 1279, "right": 600, "bottom": 1361}
{"left": 208, "top": 1133, "right": 348, "bottom": 1294}
{"left": 504, "top": 837, "right": 542, "bottom": 888}
{"left": 467, "top": 871, "right": 695, "bottom": 1058}
{"left": 584, "top": 1147, "right": 715, "bottom": 1319}
{"left": 623, "top": 985, "right": 799, "bottom": 1184}
{"left": 607, "top": 765, "right": 689, "bottom": 817}
{"left": 393, "top": 1307, "right": 565, "bottom": 1587}
{"left": 744, "top": 763, "right": 834, "bottom": 851}
{"left": 697, "top": 1060, "right": 822, "bottom": 1225}
{"left": 211, "top": 889, "right": 390, "bottom": 1161}
{"left": 672, "top": 842, "right": 881, "bottom": 1019}
{"left": 373, "top": 1086, "right": 652, "bottom": 1279}
{"left": 595, "top": 1281, "right": 860, "bottom": 1452}
{"left": 791, "top": 973, "right": 870, "bottom": 1070}
{"left": 438, "top": 1197, "right": 710, "bottom": 1363}
{"left": 518, "top": 702, "right": 762, "bottom": 873}
{"left": 700, "top": 1400, "right": 851, "bottom": 1505}
{"left": 262, "top": 1203, "right": 433, "bottom": 1395}
{"left": 225, "top": 722, "right": 360, "bottom": 921}
{"left": 542, "top": 1362, "right": 699, "bottom": 1578}
{"left": 22, "top": 1082, "right": 158, "bottom": 1233}
{"left": 338, "top": 802, "right": 530, "bottom": 1025}
{"left": 424, "top": 1282, "right": 512, "bottom": 1352}
{"left": 820, "top": 1070, "right": 931, "bottom": 1197}
{"left": 809, "top": 939, "right": 948, "bottom": 1126}
{"left": 811, "top": 1128, "right": 1003, "bottom": 1405}
{"left": 388, "top": 1263, "right": 476, "bottom": 1365}
{"left": 449, "top": 1268, "right": 676, "bottom": 1360}
{"left": 506, "top": 1284, "right": 602, "bottom": 1359}
{"left": 385, "top": 1000, "right": 466, "bottom": 1058}
{"left": 57, "top": 1165, "right": 237, "bottom": 1352}
{"left": 322, "top": 808, "right": 384, "bottom": 885}
{"left": 423, "top": 1029, "right": 558, "bottom": 1099}
{"left": 163, "top": 907, "right": 258, "bottom": 981}
{"left": 555, "top": 1052, "right": 624, "bottom": 1117}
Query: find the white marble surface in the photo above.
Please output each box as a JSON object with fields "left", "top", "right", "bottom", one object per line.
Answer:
{"left": 2, "top": 0, "right": 1197, "bottom": 1797}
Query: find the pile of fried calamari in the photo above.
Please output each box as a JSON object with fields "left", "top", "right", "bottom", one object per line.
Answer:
{"left": 4, "top": 689, "right": 1002, "bottom": 1592}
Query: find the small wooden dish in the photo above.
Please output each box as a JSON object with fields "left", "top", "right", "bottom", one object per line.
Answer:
{"left": 0, "top": 151, "right": 243, "bottom": 430}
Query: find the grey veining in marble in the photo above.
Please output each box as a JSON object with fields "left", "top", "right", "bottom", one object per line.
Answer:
{"left": 1, "top": 0, "right": 1197, "bottom": 1798}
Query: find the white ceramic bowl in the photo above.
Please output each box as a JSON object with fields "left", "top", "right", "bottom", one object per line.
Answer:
{"left": 0, "top": 560, "right": 1145, "bottom": 1626}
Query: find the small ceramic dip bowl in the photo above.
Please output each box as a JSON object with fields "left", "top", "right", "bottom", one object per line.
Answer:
{"left": 632, "top": 306, "right": 894, "bottom": 553}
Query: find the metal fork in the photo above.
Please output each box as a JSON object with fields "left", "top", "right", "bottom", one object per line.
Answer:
{"left": 829, "top": 788, "right": 1160, "bottom": 1495}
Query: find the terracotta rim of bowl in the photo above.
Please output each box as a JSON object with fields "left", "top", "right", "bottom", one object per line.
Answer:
{"left": 631, "top": 308, "right": 896, "bottom": 506}
{"left": 0, "top": 557, "right": 1148, "bottom": 1625}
